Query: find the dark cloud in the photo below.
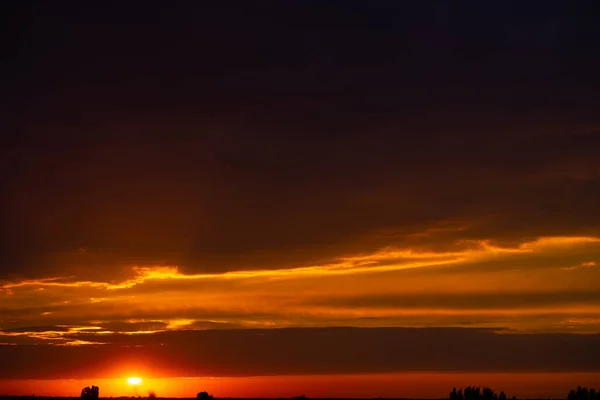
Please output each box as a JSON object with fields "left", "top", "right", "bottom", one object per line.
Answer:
{"left": 307, "top": 290, "right": 600, "bottom": 310}
{"left": 2, "top": 2, "right": 600, "bottom": 281}
{"left": 1, "top": 3, "right": 600, "bottom": 389}
{"left": 0, "top": 328, "right": 599, "bottom": 379}
{"left": 0, "top": 326, "right": 70, "bottom": 333}
{"left": 2, "top": 130, "right": 600, "bottom": 280}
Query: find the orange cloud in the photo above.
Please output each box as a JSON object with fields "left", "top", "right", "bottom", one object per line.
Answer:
{"left": 1, "top": 234, "right": 599, "bottom": 338}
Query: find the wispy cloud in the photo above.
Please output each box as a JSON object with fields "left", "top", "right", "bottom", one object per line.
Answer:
{"left": 1, "top": 235, "right": 600, "bottom": 337}
{"left": 563, "top": 261, "right": 597, "bottom": 271}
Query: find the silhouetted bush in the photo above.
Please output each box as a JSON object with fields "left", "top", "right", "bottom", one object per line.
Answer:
{"left": 450, "top": 387, "right": 464, "bottom": 400}
{"left": 81, "top": 386, "right": 99, "bottom": 400}
{"left": 197, "top": 392, "right": 213, "bottom": 400}
{"left": 568, "top": 387, "right": 600, "bottom": 400}
{"left": 450, "top": 386, "right": 511, "bottom": 400}
{"left": 148, "top": 391, "right": 156, "bottom": 399}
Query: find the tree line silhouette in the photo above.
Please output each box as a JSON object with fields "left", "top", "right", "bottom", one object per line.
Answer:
{"left": 449, "top": 386, "right": 600, "bottom": 400}
{"left": 80, "top": 387, "right": 99, "bottom": 400}
{"left": 568, "top": 387, "right": 600, "bottom": 400}
{"left": 78, "top": 388, "right": 215, "bottom": 400}
{"left": 72, "top": 385, "right": 600, "bottom": 400}
{"left": 450, "top": 386, "right": 512, "bottom": 400}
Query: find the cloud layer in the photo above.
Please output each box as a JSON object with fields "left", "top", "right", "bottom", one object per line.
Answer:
{"left": 1, "top": 328, "right": 600, "bottom": 379}
{"left": 2, "top": 1, "right": 600, "bottom": 386}
{"left": 2, "top": 235, "right": 600, "bottom": 355}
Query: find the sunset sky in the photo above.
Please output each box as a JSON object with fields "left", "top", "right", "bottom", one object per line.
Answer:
{"left": 2, "top": 1, "right": 600, "bottom": 398}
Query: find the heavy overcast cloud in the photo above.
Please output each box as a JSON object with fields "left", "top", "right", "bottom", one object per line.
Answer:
{"left": 1, "top": 1, "right": 600, "bottom": 395}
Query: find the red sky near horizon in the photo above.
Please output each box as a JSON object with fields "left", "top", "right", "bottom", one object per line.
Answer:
{"left": 3, "top": 373, "right": 600, "bottom": 399}
{"left": 2, "top": 1, "right": 600, "bottom": 398}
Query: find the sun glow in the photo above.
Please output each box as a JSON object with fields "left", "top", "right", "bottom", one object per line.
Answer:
{"left": 127, "top": 377, "right": 142, "bottom": 385}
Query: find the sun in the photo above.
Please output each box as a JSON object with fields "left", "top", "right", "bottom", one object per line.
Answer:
{"left": 127, "top": 377, "right": 142, "bottom": 385}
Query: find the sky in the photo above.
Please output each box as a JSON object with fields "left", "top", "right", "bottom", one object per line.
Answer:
{"left": 1, "top": 1, "right": 600, "bottom": 398}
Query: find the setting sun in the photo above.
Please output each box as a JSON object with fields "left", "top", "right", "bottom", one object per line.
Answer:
{"left": 127, "top": 377, "right": 142, "bottom": 386}
{"left": 3, "top": 2, "right": 600, "bottom": 400}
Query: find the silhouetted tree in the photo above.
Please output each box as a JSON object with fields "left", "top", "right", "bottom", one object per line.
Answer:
{"left": 81, "top": 386, "right": 99, "bottom": 400}
{"left": 450, "top": 388, "right": 464, "bottom": 400}
{"left": 450, "top": 386, "right": 511, "bottom": 400}
{"left": 197, "top": 392, "right": 213, "bottom": 400}
{"left": 482, "top": 387, "right": 497, "bottom": 400}
{"left": 148, "top": 391, "right": 157, "bottom": 399}
{"left": 568, "top": 387, "right": 599, "bottom": 400}
{"left": 464, "top": 386, "right": 482, "bottom": 400}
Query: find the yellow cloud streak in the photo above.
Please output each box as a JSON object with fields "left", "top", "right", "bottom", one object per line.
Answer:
{"left": 2, "top": 235, "right": 599, "bottom": 294}
{"left": 1, "top": 234, "right": 599, "bottom": 335}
